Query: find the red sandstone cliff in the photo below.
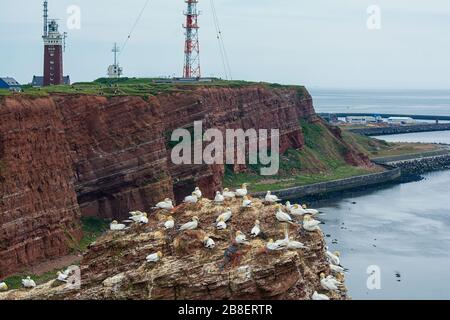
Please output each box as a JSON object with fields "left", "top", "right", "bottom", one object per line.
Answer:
{"left": 0, "top": 85, "right": 366, "bottom": 276}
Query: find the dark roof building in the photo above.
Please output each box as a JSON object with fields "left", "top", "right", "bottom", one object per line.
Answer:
{"left": 0, "top": 77, "right": 22, "bottom": 91}
{"left": 32, "top": 75, "right": 70, "bottom": 87}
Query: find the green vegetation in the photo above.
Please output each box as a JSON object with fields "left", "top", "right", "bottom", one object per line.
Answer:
{"left": 78, "top": 216, "right": 110, "bottom": 251}
{"left": 224, "top": 120, "right": 380, "bottom": 192}
{"left": 3, "top": 270, "right": 61, "bottom": 290}
{"left": 0, "top": 78, "right": 306, "bottom": 98}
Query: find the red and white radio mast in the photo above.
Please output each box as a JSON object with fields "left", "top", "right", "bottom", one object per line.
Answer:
{"left": 183, "top": 0, "right": 201, "bottom": 79}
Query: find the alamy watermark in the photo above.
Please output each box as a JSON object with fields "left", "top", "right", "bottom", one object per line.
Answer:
{"left": 366, "top": 265, "right": 381, "bottom": 290}
{"left": 367, "top": 5, "right": 382, "bottom": 30}
{"left": 170, "top": 121, "right": 280, "bottom": 176}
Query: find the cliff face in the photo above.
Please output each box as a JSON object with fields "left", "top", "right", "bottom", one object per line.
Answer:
{"left": 0, "top": 198, "right": 347, "bottom": 300}
{"left": 0, "top": 85, "right": 365, "bottom": 277}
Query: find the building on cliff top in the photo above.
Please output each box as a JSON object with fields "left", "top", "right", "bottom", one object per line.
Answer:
{"left": 0, "top": 77, "right": 22, "bottom": 92}
{"left": 31, "top": 75, "right": 70, "bottom": 87}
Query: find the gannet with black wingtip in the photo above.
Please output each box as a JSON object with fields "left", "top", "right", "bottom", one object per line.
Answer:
{"left": 110, "top": 220, "right": 126, "bottom": 231}
{"left": 275, "top": 204, "right": 294, "bottom": 224}
{"left": 193, "top": 187, "right": 202, "bottom": 199}
{"left": 287, "top": 239, "right": 308, "bottom": 250}
{"left": 146, "top": 251, "right": 162, "bottom": 263}
{"left": 164, "top": 216, "right": 175, "bottom": 230}
{"left": 0, "top": 282, "right": 8, "bottom": 292}
{"left": 179, "top": 216, "right": 199, "bottom": 231}
{"left": 216, "top": 216, "right": 227, "bottom": 230}
{"left": 22, "top": 276, "right": 36, "bottom": 288}
{"left": 235, "top": 183, "right": 248, "bottom": 197}
{"left": 330, "top": 264, "right": 345, "bottom": 274}
{"left": 265, "top": 191, "right": 281, "bottom": 203}
{"left": 251, "top": 220, "right": 261, "bottom": 237}
{"left": 303, "top": 215, "right": 321, "bottom": 232}
{"left": 235, "top": 231, "right": 249, "bottom": 245}
{"left": 320, "top": 273, "right": 340, "bottom": 292}
{"left": 242, "top": 196, "right": 252, "bottom": 208}
{"left": 274, "top": 228, "right": 290, "bottom": 248}
{"left": 155, "top": 198, "right": 174, "bottom": 210}
{"left": 184, "top": 192, "right": 198, "bottom": 204}
{"left": 214, "top": 191, "right": 225, "bottom": 204}
{"left": 326, "top": 251, "right": 341, "bottom": 266}
{"left": 203, "top": 236, "right": 216, "bottom": 249}
{"left": 290, "top": 204, "right": 307, "bottom": 216}
{"left": 216, "top": 208, "right": 232, "bottom": 223}
{"left": 57, "top": 271, "right": 68, "bottom": 282}
{"left": 312, "top": 291, "right": 330, "bottom": 300}
{"left": 222, "top": 188, "right": 236, "bottom": 199}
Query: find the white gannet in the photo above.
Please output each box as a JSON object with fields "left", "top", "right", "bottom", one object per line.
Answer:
{"left": 303, "top": 215, "right": 322, "bottom": 232}
{"left": 251, "top": 220, "right": 261, "bottom": 237}
{"left": 214, "top": 191, "right": 225, "bottom": 204}
{"left": 330, "top": 264, "right": 345, "bottom": 274}
{"left": 155, "top": 198, "right": 174, "bottom": 210}
{"left": 164, "top": 216, "right": 175, "bottom": 230}
{"left": 290, "top": 204, "right": 307, "bottom": 216}
{"left": 265, "top": 191, "right": 281, "bottom": 203}
{"left": 235, "top": 183, "right": 248, "bottom": 197}
{"left": 235, "top": 231, "right": 249, "bottom": 245}
{"left": 216, "top": 208, "right": 232, "bottom": 223}
{"left": 129, "top": 212, "right": 148, "bottom": 224}
{"left": 216, "top": 216, "right": 227, "bottom": 230}
{"left": 320, "top": 273, "right": 340, "bottom": 292}
{"left": 242, "top": 196, "right": 252, "bottom": 208}
{"left": 265, "top": 239, "right": 285, "bottom": 251}
{"left": 193, "top": 187, "right": 202, "bottom": 199}
{"left": 285, "top": 201, "right": 293, "bottom": 213}
{"left": 0, "top": 282, "right": 8, "bottom": 292}
{"left": 183, "top": 192, "right": 198, "bottom": 204}
{"left": 203, "top": 236, "right": 216, "bottom": 249}
{"left": 287, "top": 240, "right": 308, "bottom": 250}
{"left": 326, "top": 251, "right": 341, "bottom": 266}
{"left": 222, "top": 188, "right": 236, "bottom": 199}
{"left": 275, "top": 205, "right": 294, "bottom": 223}
{"left": 274, "top": 228, "right": 290, "bottom": 248}
{"left": 110, "top": 220, "right": 126, "bottom": 231}
{"left": 312, "top": 291, "right": 330, "bottom": 300}
{"left": 57, "top": 271, "right": 68, "bottom": 282}
{"left": 22, "top": 276, "right": 36, "bottom": 289}
{"left": 146, "top": 251, "right": 163, "bottom": 263}
{"left": 179, "top": 216, "right": 199, "bottom": 231}
{"left": 302, "top": 204, "right": 319, "bottom": 215}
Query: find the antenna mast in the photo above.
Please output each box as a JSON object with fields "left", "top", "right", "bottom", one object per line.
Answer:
{"left": 43, "top": 0, "right": 48, "bottom": 37}
{"left": 183, "top": 0, "right": 201, "bottom": 79}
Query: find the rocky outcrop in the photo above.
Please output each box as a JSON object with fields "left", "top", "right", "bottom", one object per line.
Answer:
{"left": 0, "top": 198, "right": 347, "bottom": 300}
{"left": 0, "top": 85, "right": 367, "bottom": 276}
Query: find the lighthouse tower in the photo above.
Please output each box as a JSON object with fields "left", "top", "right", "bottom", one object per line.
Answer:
{"left": 42, "top": 1, "right": 64, "bottom": 86}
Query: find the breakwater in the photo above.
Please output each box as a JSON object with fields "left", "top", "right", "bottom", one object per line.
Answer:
{"left": 349, "top": 123, "right": 450, "bottom": 136}
{"left": 375, "top": 153, "right": 450, "bottom": 176}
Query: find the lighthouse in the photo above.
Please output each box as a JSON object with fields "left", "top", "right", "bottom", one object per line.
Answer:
{"left": 42, "top": 1, "right": 64, "bottom": 86}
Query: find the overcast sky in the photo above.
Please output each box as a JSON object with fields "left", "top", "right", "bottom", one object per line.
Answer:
{"left": 1, "top": 0, "right": 449, "bottom": 89}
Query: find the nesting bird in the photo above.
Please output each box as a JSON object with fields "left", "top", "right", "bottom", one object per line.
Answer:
{"left": 285, "top": 201, "right": 293, "bottom": 213}
{"left": 242, "top": 196, "right": 252, "bottom": 208}
{"left": 216, "top": 208, "right": 232, "bottom": 223}
{"left": 214, "top": 191, "right": 225, "bottom": 204}
{"left": 0, "top": 282, "right": 8, "bottom": 292}
{"left": 302, "top": 215, "right": 321, "bottom": 232}
{"left": 146, "top": 251, "right": 163, "bottom": 263}
{"left": 203, "top": 236, "right": 216, "bottom": 249}
{"left": 110, "top": 220, "right": 126, "bottom": 231}
{"left": 301, "top": 204, "right": 319, "bottom": 215}
{"left": 184, "top": 192, "right": 198, "bottom": 204}
{"left": 275, "top": 205, "right": 294, "bottom": 224}
{"left": 193, "top": 187, "right": 202, "bottom": 199}
{"left": 320, "top": 273, "right": 343, "bottom": 292}
{"left": 129, "top": 211, "right": 148, "bottom": 224}
{"left": 326, "top": 251, "right": 341, "bottom": 266}
{"left": 222, "top": 188, "right": 236, "bottom": 199}
{"left": 251, "top": 220, "right": 261, "bottom": 238}
{"left": 265, "top": 191, "right": 281, "bottom": 203}
{"left": 22, "top": 276, "right": 36, "bottom": 289}
{"left": 235, "top": 231, "right": 249, "bottom": 245}
{"left": 330, "top": 264, "right": 345, "bottom": 275}
{"left": 312, "top": 291, "right": 330, "bottom": 300}
{"left": 164, "top": 216, "right": 175, "bottom": 230}
{"left": 155, "top": 198, "right": 174, "bottom": 211}
{"left": 179, "top": 216, "right": 199, "bottom": 231}
{"left": 265, "top": 239, "right": 285, "bottom": 251}
{"left": 56, "top": 271, "right": 69, "bottom": 282}
{"left": 235, "top": 183, "right": 248, "bottom": 197}
{"left": 216, "top": 216, "right": 227, "bottom": 230}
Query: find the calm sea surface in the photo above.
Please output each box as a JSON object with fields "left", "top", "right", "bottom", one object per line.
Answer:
{"left": 304, "top": 90, "right": 450, "bottom": 299}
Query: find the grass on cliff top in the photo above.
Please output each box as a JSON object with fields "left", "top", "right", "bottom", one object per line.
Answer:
{"left": 341, "top": 130, "right": 440, "bottom": 159}
{"left": 224, "top": 120, "right": 381, "bottom": 192}
{"left": 1, "top": 78, "right": 307, "bottom": 99}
